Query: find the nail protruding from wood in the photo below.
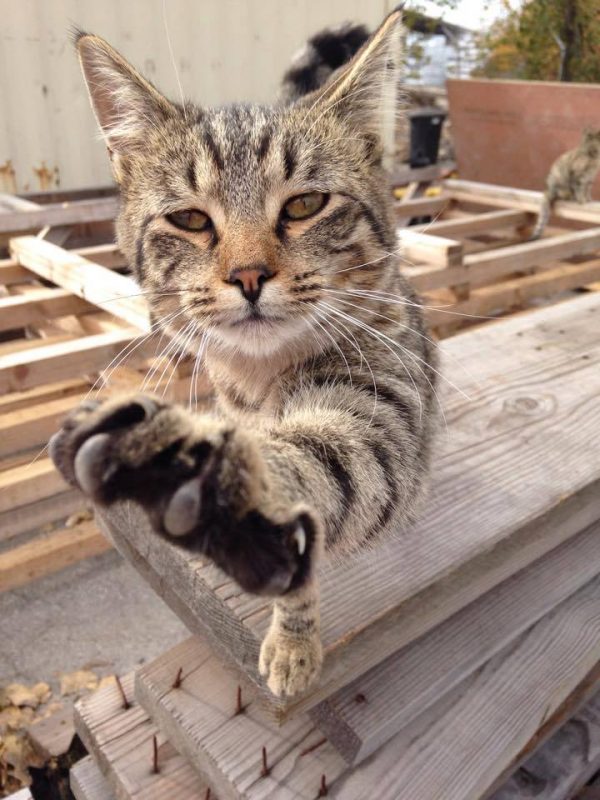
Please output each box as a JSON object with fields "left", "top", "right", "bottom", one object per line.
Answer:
{"left": 260, "top": 745, "right": 270, "bottom": 778}
{"left": 172, "top": 666, "right": 183, "bottom": 689}
{"left": 234, "top": 685, "right": 244, "bottom": 715}
{"left": 152, "top": 734, "right": 159, "bottom": 774}
{"left": 318, "top": 774, "right": 328, "bottom": 797}
{"left": 114, "top": 674, "right": 130, "bottom": 710}
{"left": 204, "top": 789, "right": 211, "bottom": 800}
{"left": 300, "top": 737, "right": 327, "bottom": 757}
{"left": 355, "top": 692, "right": 367, "bottom": 704}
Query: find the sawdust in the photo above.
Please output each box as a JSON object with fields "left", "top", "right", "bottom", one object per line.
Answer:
{"left": 59, "top": 669, "right": 99, "bottom": 697}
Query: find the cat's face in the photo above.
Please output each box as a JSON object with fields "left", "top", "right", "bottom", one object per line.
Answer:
{"left": 76, "top": 12, "right": 402, "bottom": 357}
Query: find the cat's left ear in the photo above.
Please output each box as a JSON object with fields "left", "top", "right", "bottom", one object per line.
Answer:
{"left": 75, "top": 31, "right": 177, "bottom": 182}
{"left": 299, "top": 7, "right": 404, "bottom": 170}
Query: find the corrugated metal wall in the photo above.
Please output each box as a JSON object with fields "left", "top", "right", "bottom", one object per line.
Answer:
{"left": 0, "top": 0, "right": 391, "bottom": 192}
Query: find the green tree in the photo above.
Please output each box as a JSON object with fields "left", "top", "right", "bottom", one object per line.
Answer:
{"left": 474, "top": 0, "right": 600, "bottom": 83}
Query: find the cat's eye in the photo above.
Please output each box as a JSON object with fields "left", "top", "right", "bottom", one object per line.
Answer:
{"left": 166, "top": 209, "right": 211, "bottom": 232}
{"left": 282, "top": 192, "right": 329, "bottom": 221}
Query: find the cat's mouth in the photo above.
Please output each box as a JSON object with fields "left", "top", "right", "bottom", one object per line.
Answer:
{"left": 228, "top": 309, "right": 284, "bottom": 328}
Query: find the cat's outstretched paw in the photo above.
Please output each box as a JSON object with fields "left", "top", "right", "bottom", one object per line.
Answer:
{"left": 49, "top": 394, "right": 318, "bottom": 597}
{"left": 259, "top": 624, "right": 323, "bottom": 697}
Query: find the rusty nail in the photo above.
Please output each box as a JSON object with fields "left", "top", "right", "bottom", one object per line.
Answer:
{"left": 354, "top": 692, "right": 367, "bottom": 704}
{"left": 172, "top": 667, "right": 183, "bottom": 689}
{"left": 152, "top": 735, "right": 159, "bottom": 774}
{"left": 318, "top": 774, "right": 328, "bottom": 797}
{"left": 235, "top": 685, "right": 245, "bottom": 715}
{"left": 300, "top": 737, "right": 327, "bottom": 757}
{"left": 114, "top": 675, "right": 130, "bottom": 710}
{"left": 204, "top": 789, "right": 211, "bottom": 800}
{"left": 260, "top": 745, "right": 270, "bottom": 778}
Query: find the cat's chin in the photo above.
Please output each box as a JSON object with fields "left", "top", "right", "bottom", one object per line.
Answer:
{"left": 211, "top": 315, "right": 313, "bottom": 358}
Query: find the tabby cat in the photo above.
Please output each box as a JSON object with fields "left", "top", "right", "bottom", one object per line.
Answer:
{"left": 531, "top": 127, "right": 600, "bottom": 239}
{"left": 50, "top": 9, "right": 438, "bottom": 697}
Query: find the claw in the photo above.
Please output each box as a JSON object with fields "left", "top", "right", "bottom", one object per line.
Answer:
{"left": 293, "top": 523, "right": 306, "bottom": 555}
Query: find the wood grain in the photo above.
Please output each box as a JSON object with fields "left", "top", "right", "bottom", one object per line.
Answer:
{"left": 312, "top": 521, "right": 600, "bottom": 763}
{"left": 0, "top": 196, "right": 118, "bottom": 234}
{"left": 74, "top": 673, "right": 209, "bottom": 800}
{"left": 9, "top": 237, "right": 149, "bottom": 331}
{"left": 328, "top": 576, "right": 600, "bottom": 799}
{"left": 136, "top": 638, "right": 347, "bottom": 800}
{"left": 71, "top": 756, "right": 115, "bottom": 800}
{"left": 98, "top": 290, "right": 600, "bottom": 720}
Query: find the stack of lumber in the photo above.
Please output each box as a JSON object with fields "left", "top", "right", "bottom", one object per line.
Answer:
{"left": 68, "top": 285, "right": 600, "bottom": 798}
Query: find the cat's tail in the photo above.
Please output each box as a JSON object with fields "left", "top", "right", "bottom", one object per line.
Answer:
{"left": 530, "top": 191, "right": 552, "bottom": 240}
{"left": 279, "top": 22, "right": 370, "bottom": 103}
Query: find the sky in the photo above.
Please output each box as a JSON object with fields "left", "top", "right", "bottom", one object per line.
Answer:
{"left": 418, "top": 0, "right": 517, "bottom": 31}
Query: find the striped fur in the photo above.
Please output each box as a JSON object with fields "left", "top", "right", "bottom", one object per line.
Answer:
{"left": 54, "top": 9, "right": 438, "bottom": 697}
{"left": 531, "top": 128, "right": 600, "bottom": 239}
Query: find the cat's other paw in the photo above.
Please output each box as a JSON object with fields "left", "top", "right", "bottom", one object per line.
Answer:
{"left": 258, "top": 624, "right": 323, "bottom": 697}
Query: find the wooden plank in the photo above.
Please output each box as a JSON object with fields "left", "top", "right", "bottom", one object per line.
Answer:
{"left": 0, "top": 329, "right": 139, "bottom": 394}
{"left": 0, "top": 521, "right": 111, "bottom": 593}
{"left": 9, "top": 237, "right": 149, "bottom": 330}
{"left": 0, "top": 288, "right": 90, "bottom": 333}
{"left": 71, "top": 756, "right": 115, "bottom": 800}
{"left": 28, "top": 704, "right": 76, "bottom": 758}
{"left": 0, "top": 196, "right": 118, "bottom": 234}
{"left": 391, "top": 160, "right": 456, "bottom": 186}
{"left": 425, "top": 258, "right": 600, "bottom": 329}
{"left": 99, "top": 290, "right": 600, "bottom": 720}
{"left": 445, "top": 179, "right": 600, "bottom": 225}
{"left": 312, "top": 521, "right": 600, "bottom": 763}
{"left": 0, "top": 377, "right": 88, "bottom": 413}
{"left": 329, "top": 576, "right": 600, "bottom": 799}
{"left": 0, "top": 490, "right": 84, "bottom": 543}
{"left": 394, "top": 195, "right": 448, "bottom": 221}
{"left": 412, "top": 209, "right": 530, "bottom": 237}
{"left": 398, "top": 228, "right": 463, "bottom": 267}
{"left": 490, "top": 690, "right": 600, "bottom": 800}
{"left": 0, "top": 458, "right": 66, "bottom": 514}
{"left": 136, "top": 637, "right": 347, "bottom": 800}
{"left": 0, "top": 393, "right": 88, "bottom": 458}
{"left": 74, "top": 674, "right": 209, "bottom": 800}
{"left": 407, "top": 227, "right": 600, "bottom": 293}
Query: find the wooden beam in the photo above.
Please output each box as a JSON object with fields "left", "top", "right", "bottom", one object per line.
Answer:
{"left": 0, "top": 196, "right": 118, "bottom": 234}
{"left": 75, "top": 674, "right": 208, "bottom": 800}
{"left": 327, "top": 577, "right": 600, "bottom": 800}
{"left": 391, "top": 160, "right": 456, "bottom": 186}
{"left": 445, "top": 179, "right": 600, "bottom": 225}
{"left": 411, "top": 209, "right": 530, "bottom": 237}
{"left": 0, "top": 521, "right": 111, "bottom": 593}
{"left": 0, "top": 490, "right": 84, "bottom": 543}
{"left": 0, "top": 458, "right": 66, "bottom": 514}
{"left": 0, "top": 393, "right": 83, "bottom": 458}
{"left": 9, "top": 237, "right": 149, "bottom": 330}
{"left": 395, "top": 195, "right": 448, "bottom": 221}
{"left": 407, "top": 227, "right": 600, "bottom": 292}
{"left": 398, "top": 229, "right": 463, "bottom": 267}
{"left": 0, "top": 329, "right": 139, "bottom": 394}
{"left": 425, "top": 258, "right": 600, "bottom": 328}
{"left": 98, "top": 290, "right": 600, "bottom": 720}
{"left": 0, "top": 288, "right": 91, "bottom": 333}
{"left": 70, "top": 756, "right": 115, "bottom": 800}
{"left": 312, "top": 522, "right": 600, "bottom": 763}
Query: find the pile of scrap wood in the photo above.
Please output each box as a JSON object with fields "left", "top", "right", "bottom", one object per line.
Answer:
{"left": 72, "top": 281, "right": 600, "bottom": 796}
{"left": 2, "top": 180, "right": 600, "bottom": 797}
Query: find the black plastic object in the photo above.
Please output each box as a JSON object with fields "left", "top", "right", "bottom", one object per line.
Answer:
{"left": 409, "top": 107, "right": 447, "bottom": 168}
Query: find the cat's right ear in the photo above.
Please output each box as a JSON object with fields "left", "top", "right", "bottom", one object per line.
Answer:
{"left": 75, "top": 31, "right": 175, "bottom": 181}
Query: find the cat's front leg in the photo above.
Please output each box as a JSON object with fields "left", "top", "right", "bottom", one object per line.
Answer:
{"left": 49, "top": 394, "right": 324, "bottom": 696}
{"left": 259, "top": 577, "right": 323, "bottom": 697}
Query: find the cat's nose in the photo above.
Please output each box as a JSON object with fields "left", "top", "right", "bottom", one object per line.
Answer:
{"left": 226, "top": 265, "right": 274, "bottom": 304}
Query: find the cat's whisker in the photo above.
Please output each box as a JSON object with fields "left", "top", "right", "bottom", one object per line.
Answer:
{"left": 318, "top": 300, "right": 424, "bottom": 423}
{"left": 313, "top": 308, "right": 379, "bottom": 425}
{"left": 162, "top": 321, "right": 199, "bottom": 399}
{"left": 321, "top": 289, "right": 486, "bottom": 392}
{"left": 309, "top": 314, "right": 354, "bottom": 388}
{"left": 321, "top": 299, "right": 470, "bottom": 404}
{"left": 331, "top": 286, "right": 498, "bottom": 321}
